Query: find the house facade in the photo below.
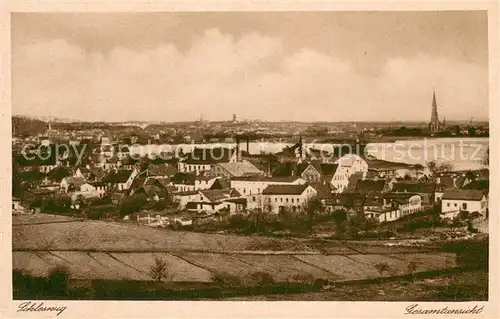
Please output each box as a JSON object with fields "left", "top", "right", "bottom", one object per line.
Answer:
{"left": 330, "top": 154, "right": 368, "bottom": 193}
{"left": 441, "top": 189, "right": 488, "bottom": 219}
{"left": 262, "top": 184, "right": 317, "bottom": 214}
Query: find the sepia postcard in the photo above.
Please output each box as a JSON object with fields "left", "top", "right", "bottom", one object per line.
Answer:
{"left": 1, "top": 1, "right": 499, "bottom": 318}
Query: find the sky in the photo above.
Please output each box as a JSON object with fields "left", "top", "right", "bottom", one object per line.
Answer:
{"left": 12, "top": 11, "right": 489, "bottom": 122}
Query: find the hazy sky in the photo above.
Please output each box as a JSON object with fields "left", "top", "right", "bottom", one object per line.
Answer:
{"left": 12, "top": 11, "right": 489, "bottom": 122}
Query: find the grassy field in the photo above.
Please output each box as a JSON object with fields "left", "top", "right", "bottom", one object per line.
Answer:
{"left": 223, "top": 270, "right": 488, "bottom": 301}
{"left": 13, "top": 213, "right": 462, "bottom": 287}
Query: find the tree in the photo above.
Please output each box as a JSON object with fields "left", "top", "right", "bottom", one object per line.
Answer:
{"left": 427, "top": 160, "right": 452, "bottom": 176}
{"left": 482, "top": 147, "right": 489, "bottom": 168}
{"left": 149, "top": 257, "right": 170, "bottom": 283}
{"left": 119, "top": 194, "right": 147, "bottom": 216}
{"left": 407, "top": 261, "right": 418, "bottom": 278}
{"left": 374, "top": 262, "right": 389, "bottom": 279}
{"left": 305, "top": 196, "right": 323, "bottom": 233}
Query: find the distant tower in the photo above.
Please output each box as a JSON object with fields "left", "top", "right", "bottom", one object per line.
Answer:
{"left": 232, "top": 113, "right": 237, "bottom": 123}
{"left": 429, "top": 89, "right": 441, "bottom": 133}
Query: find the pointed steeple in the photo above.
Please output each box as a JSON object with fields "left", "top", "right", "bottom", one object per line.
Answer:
{"left": 431, "top": 88, "right": 438, "bottom": 122}
{"left": 429, "top": 88, "right": 440, "bottom": 133}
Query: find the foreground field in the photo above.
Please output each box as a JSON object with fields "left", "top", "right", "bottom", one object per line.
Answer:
{"left": 13, "top": 213, "right": 462, "bottom": 286}
{"left": 13, "top": 214, "right": 431, "bottom": 254}
{"left": 224, "top": 270, "right": 488, "bottom": 301}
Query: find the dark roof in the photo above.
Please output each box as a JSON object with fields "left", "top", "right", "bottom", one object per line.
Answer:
{"left": 354, "top": 180, "right": 386, "bottom": 194}
{"left": 26, "top": 188, "right": 55, "bottom": 195}
{"left": 393, "top": 182, "right": 436, "bottom": 193}
{"left": 135, "top": 185, "right": 165, "bottom": 197}
{"left": 324, "top": 193, "right": 366, "bottom": 208}
{"left": 232, "top": 175, "right": 302, "bottom": 182}
{"left": 308, "top": 182, "right": 333, "bottom": 199}
{"left": 319, "top": 163, "right": 338, "bottom": 175}
{"left": 463, "top": 180, "right": 489, "bottom": 192}
{"left": 171, "top": 172, "right": 196, "bottom": 185}
{"left": 442, "top": 189, "right": 485, "bottom": 201}
{"left": 200, "top": 188, "right": 241, "bottom": 202}
{"left": 184, "top": 148, "right": 235, "bottom": 164}
{"left": 262, "top": 184, "right": 310, "bottom": 195}
{"left": 102, "top": 169, "right": 134, "bottom": 184}
{"left": 210, "top": 178, "right": 231, "bottom": 190}
{"left": 366, "top": 159, "right": 414, "bottom": 171}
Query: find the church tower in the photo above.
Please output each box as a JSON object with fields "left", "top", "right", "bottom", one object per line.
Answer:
{"left": 429, "top": 89, "right": 440, "bottom": 133}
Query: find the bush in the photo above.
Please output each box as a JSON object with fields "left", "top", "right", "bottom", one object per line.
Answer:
{"left": 443, "top": 238, "right": 488, "bottom": 270}
{"left": 47, "top": 266, "right": 70, "bottom": 297}
{"left": 246, "top": 272, "right": 275, "bottom": 286}
{"left": 288, "top": 273, "right": 315, "bottom": 285}
{"left": 211, "top": 272, "right": 242, "bottom": 288}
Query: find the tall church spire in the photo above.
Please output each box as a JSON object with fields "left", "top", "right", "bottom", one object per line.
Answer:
{"left": 429, "top": 88, "right": 440, "bottom": 133}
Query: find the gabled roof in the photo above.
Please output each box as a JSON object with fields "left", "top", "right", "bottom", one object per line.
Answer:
{"left": 442, "top": 189, "right": 485, "bottom": 201}
{"left": 319, "top": 163, "right": 338, "bottom": 175}
{"left": 102, "top": 169, "right": 134, "bottom": 184}
{"left": 210, "top": 178, "right": 231, "bottom": 190}
{"left": 217, "top": 161, "right": 263, "bottom": 177}
{"left": 63, "top": 176, "right": 87, "bottom": 188}
{"left": 262, "top": 184, "right": 310, "bottom": 195}
{"left": 200, "top": 188, "right": 241, "bottom": 202}
{"left": 147, "top": 164, "right": 176, "bottom": 177}
{"left": 308, "top": 182, "right": 333, "bottom": 199}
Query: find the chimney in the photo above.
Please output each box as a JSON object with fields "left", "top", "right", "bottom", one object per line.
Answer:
{"left": 246, "top": 138, "right": 250, "bottom": 153}
{"left": 235, "top": 137, "right": 241, "bottom": 162}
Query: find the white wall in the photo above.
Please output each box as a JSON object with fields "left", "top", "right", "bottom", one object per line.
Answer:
{"left": 441, "top": 197, "right": 487, "bottom": 219}
{"left": 264, "top": 186, "right": 317, "bottom": 214}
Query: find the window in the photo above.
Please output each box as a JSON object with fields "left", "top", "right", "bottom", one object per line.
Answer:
{"left": 286, "top": 198, "right": 289, "bottom": 203}
{"left": 462, "top": 203, "right": 467, "bottom": 210}
{"left": 275, "top": 198, "right": 277, "bottom": 202}
{"left": 253, "top": 196, "right": 256, "bottom": 201}
{"left": 447, "top": 203, "right": 450, "bottom": 207}
{"left": 291, "top": 198, "right": 294, "bottom": 203}
{"left": 280, "top": 198, "right": 283, "bottom": 203}
{"left": 243, "top": 188, "right": 246, "bottom": 194}
{"left": 454, "top": 203, "right": 457, "bottom": 207}
{"left": 297, "top": 199, "right": 300, "bottom": 203}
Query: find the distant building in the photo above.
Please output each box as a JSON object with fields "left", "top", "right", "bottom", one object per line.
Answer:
{"left": 429, "top": 89, "right": 446, "bottom": 133}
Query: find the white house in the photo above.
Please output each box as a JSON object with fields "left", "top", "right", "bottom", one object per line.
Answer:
{"left": 185, "top": 188, "right": 245, "bottom": 214}
{"left": 331, "top": 154, "right": 368, "bottom": 193}
{"left": 262, "top": 184, "right": 317, "bottom": 214}
{"left": 364, "top": 194, "right": 422, "bottom": 222}
{"left": 441, "top": 189, "right": 488, "bottom": 220}
{"left": 172, "top": 190, "right": 200, "bottom": 210}
{"left": 230, "top": 176, "right": 306, "bottom": 210}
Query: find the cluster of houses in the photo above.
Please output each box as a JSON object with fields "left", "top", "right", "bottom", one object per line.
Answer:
{"left": 13, "top": 136, "right": 489, "bottom": 227}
